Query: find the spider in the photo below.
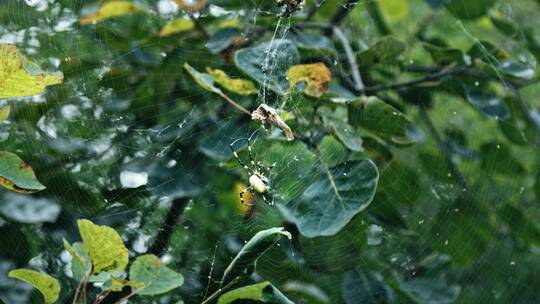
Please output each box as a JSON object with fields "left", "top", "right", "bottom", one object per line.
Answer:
{"left": 230, "top": 130, "right": 275, "bottom": 206}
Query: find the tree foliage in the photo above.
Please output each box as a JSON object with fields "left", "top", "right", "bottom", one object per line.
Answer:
{"left": 1, "top": 0, "right": 540, "bottom": 303}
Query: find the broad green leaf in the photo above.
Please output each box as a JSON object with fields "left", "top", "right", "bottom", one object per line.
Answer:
{"left": 282, "top": 281, "right": 329, "bottom": 304}
{"left": 0, "top": 151, "right": 45, "bottom": 193}
{"left": 480, "top": 142, "right": 525, "bottom": 175}
{"left": 218, "top": 282, "right": 294, "bottom": 304}
{"left": 207, "top": 28, "right": 241, "bottom": 54}
{"left": 317, "top": 136, "right": 348, "bottom": 168}
{"left": 222, "top": 227, "right": 292, "bottom": 284}
{"left": 469, "top": 41, "right": 536, "bottom": 80}
{"left": 159, "top": 18, "right": 194, "bottom": 36}
{"left": 342, "top": 270, "right": 395, "bottom": 304}
{"left": 444, "top": 0, "right": 495, "bottom": 20}
{"left": 279, "top": 159, "right": 379, "bottom": 237}
{"left": 536, "top": 172, "right": 540, "bottom": 203}
{"left": 0, "top": 106, "right": 10, "bottom": 123}
{"left": 422, "top": 42, "right": 465, "bottom": 64}
{"left": 0, "top": 45, "right": 63, "bottom": 99}
{"left": 498, "top": 98, "right": 537, "bottom": 146}
{"left": 287, "top": 63, "right": 331, "bottom": 97}
{"left": 500, "top": 205, "right": 540, "bottom": 247}
{"left": 357, "top": 36, "right": 406, "bottom": 67}
{"left": 129, "top": 254, "right": 183, "bottom": 295}
{"left": 431, "top": 198, "right": 493, "bottom": 265}
{"left": 235, "top": 39, "right": 299, "bottom": 95}
{"left": 77, "top": 219, "right": 129, "bottom": 274}
{"left": 320, "top": 107, "right": 363, "bottom": 152}
{"left": 349, "top": 96, "right": 418, "bottom": 145}
{"left": 80, "top": 1, "right": 145, "bottom": 25}
{"left": 63, "top": 240, "right": 91, "bottom": 282}
{"left": 8, "top": 269, "right": 60, "bottom": 304}
{"left": 207, "top": 68, "right": 258, "bottom": 95}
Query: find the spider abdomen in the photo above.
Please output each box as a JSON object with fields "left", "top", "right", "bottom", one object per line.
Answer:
{"left": 250, "top": 175, "right": 267, "bottom": 193}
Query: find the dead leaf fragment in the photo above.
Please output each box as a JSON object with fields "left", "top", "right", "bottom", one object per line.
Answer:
{"left": 251, "top": 104, "right": 294, "bottom": 140}
{"left": 174, "top": 0, "right": 207, "bottom": 12}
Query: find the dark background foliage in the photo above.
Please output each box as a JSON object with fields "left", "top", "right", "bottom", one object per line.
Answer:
{"left": 1, "top": 0, "right": 540, "bottom": 303}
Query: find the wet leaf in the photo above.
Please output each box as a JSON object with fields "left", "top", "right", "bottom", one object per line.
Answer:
{"left": 218, "top": 281, "right": 294, "bottom": 304}
{"left": 320, "top": 107, "right": 363, "bottom": 152}
{"left": 77, "top": 219, "right": 129, "bottom": 274}
{"left": 129, "top": 254, "right": 183, "bottom": 295}
{"left": 0, "top": 151, "right": 45, "bottom": 193}
{"left": 8, "top": 269, "right": 60, "bottom": 304}
{"left": 207, "top": 68, "right": 258, "bottom": 95}
{"left": 279, "top": 159, "right": 379, "bottom": 237}
{"left": 221, "top": 227, "right": 292, "bottom": 284}
{"left": 235, "top": 39, "right": 300, "bottom": 95}
{"left": 80, "top": 1, "right": 145, "bottom": 25}
{"left": 444, "top": 0, "right": 495, "bottom": 20}
{"left": 287, "top": 63, "right": 331, "bottom": 97}
{"left": 500, "top": 205, "right": 540, "bottom": 247}
{"left": 159, "top": 18, "right": 194, "bottom": 36}
{"left": 0, "top": 45, "right": 63, "bottom": 99}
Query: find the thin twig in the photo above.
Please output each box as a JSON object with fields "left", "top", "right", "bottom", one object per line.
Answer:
{"left": 189, "top": 13, "right": 209, "bottom": 38}
{"left": 332, "top": 26, "right": 365, "bottom": 92}
{"left": 113, "top": 292, "right": 136, "bottom": 304}
{"left": 147, "top": 197, "right": 190, "bottom": 257}
{"left": 327, "top": 0, "right": 359, "bottom": 29}
{"left": 201, "top": 276, "right": 241, "bottom": 304}
{"left": 418, "top": 106, "right": 469, "bottom": 191}
{"left": 218, "top": 91, "right": 252, "bottom": 116}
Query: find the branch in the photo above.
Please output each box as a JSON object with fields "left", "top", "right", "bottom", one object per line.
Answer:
{"left": 328, "top": 0, "right": 359, "bottom": 29}
{"left": 217, "top": 91, "right": 252, "bottom": 116}
{"left": 418, "top": 106, "right": 469, "bottom": 191}
{"left": 332, "top": 26, "right": 365, "bottom": 92}
{"left": 147, "top": 197, "right": 190, "bottom": 256}
{"left": 189, "top": 13, "right": 209, "bottom": 38}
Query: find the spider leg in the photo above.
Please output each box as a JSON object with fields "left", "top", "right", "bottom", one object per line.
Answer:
{"left": 246, "top": 129, "right": 260, "bottom": 168}
{"left": 230, "top": 140, "right": 253, "bottom": 173}
{"left": 261, "top": 192, "right": 274, "bottom": 206}
{"left": 239, "top": 186, "right": 255, "bottom": 206}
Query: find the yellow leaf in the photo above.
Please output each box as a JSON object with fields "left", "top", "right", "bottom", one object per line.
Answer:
{"left": 159, "top": 18, "right": 194, "bottom": 36}
{"left": 9, "top": 269, "right": 60, "bottom": 304}
{"left": 0, "top": 45, "right": 63, "bottom": 99}
{"left": 174, "top": 0, "right": 207, "bottom": 12}
{"left": 77, "top": 219, "right": 129, "bottom": 274}
{"left": 207, "top": 68, "right": 258, "bottom": 95}
{"left": 378, "top": 0, "right": 409, "bottom": 22}
{"left": 0, "top": 106, "right": 10, "bottom": 123}
{"left": 287, "top": 63, "right": 331, "bottom": 97}
{"left": 80, "top": 1, "right": 144, "bottom": 25}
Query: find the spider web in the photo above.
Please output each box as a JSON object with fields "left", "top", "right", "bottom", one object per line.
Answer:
{"left": 0, "top": 0, "right": 539, "bottom": 303}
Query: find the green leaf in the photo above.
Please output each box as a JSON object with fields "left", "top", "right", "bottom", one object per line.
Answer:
{"left": 235, "top": 39, "right": 300, "bottom": 95}
{"left": 77, "top": 219, "right": 129, "bottom": 274}
{"left": 320, "top": 107, "right": 363, "bottom": 152}
{"left": 221, "top": 227, "right": 292, "bottom": 284}
{"left": 444, "top": 0, "right": 495, "bottom": 20}
{"left": 129, "top": 254, "right": 183, "bottom": 295}
{"left": 8, "top": 269, "right": 60, "bottom": 304}
{"left": 0, "top": 151, "right": 45, "bottom": 193}
{"left": 422, "top": 42, "right": 465, "bottom": 64}
{"left": 536, "top": 171, "right": 540, "bottom": 203}
{"left": 206, "top": 67, "right": 258, "bottom": 95}
{"left": 287, "top": 63, "right": 331, "bottom": 97}
{"left": 63, "top": 240, "right": 91, "bottom": 282}
{"left": 282, "top": 281, "right": 329, "bottom": 304}
{"left": 500, "top": 204, "right": 540, "bottom": 247}
{"left": 342, "top": 270, "right": 395, "bottom": 304}
{"left": 102, "top": 278, "right": 144, "bottom": 292}
{"left": 349, "top": 96, "right": 418, "bottom": 145}
{"left": 378, "top": 0, "right": 409, "bottom": 22}
{"left": 279, "top": 158, "right": 379, "bottom": 237}
{"left": 159, "top": 18, "right": 194, "bottom": 36}
{"left": 357, "top": 36, "right": 406, "bottom": 67}
{"left": 480, "top": 142, "right": 525, "bottom": 175}
{"left": 463, "top": 83, "right": 509, "bottom": 119}
{"left": 0, "top": 106, "right": 10, "bottom": 123}
{"left": 183, "top": 62, "right": 221, "bottom": 94}
{"left": 218, "top": 282, "right": 294, "bottom": 304}
{"left": 0, "top": 45, "right": 63, "bottom": 99}
{"left": 207, "top": 28, "right": 241, "bottom": 54}
{"left": 80, "top": 1, "right": 145, "bottom": 25}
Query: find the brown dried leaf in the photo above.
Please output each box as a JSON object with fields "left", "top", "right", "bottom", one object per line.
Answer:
{"left": 251, "top": 104, "right": 294, "bottom": 140}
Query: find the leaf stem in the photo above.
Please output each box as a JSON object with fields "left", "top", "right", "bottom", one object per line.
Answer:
{"left": 201, "top": 276, "right": 241, "bottom": 304}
